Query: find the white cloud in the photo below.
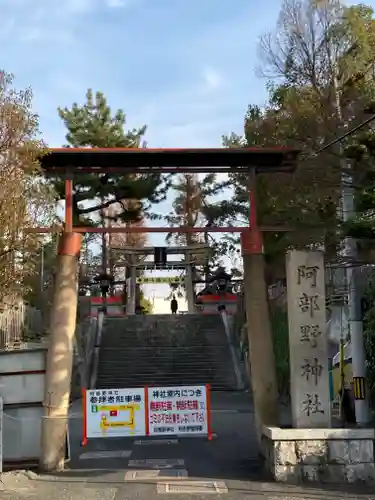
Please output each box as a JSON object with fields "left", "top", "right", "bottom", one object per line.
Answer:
{"left": 1, "top": 0, "right": 96, "bottom": 45}
{"left": 106, "top": 0, "right": 142, "bottom": 7}
{"left": 63, "top": 0, "right": 95, "bottom": 14}
{"left": 202, "top": 67, "right": 222, "bottom": 91}
{"left": 106, "top": 0, "right": 124, "bottom": 6}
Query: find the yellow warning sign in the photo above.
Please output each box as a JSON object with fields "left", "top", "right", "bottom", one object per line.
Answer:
{"left": 136, "top": 276, "right": 183, "bottom": 284}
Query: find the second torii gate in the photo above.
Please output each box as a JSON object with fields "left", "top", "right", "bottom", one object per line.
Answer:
{"left": 112, "top": 243, "right": 211, "bottom": 313}
{"left": 33, "top": 147, "right": 299, "bottom": 471}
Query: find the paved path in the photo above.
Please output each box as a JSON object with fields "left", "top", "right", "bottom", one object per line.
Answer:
{"left": 2, "top": 392, "right": 374, "bottom": 499}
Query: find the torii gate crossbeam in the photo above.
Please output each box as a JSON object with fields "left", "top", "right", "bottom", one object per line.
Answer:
{"left": 35, "top": 147, "right": 299, "bottom": 235}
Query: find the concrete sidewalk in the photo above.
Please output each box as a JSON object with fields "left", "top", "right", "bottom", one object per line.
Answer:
{"left": 2, "top": 392, "right": 374, "bottom": 500}
{"left": 2, "top": 469, "right": 374, "bottom": 500}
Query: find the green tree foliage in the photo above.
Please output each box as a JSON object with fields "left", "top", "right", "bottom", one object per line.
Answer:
{"left": 270, "top": 307, "right": 290, "bottom": 398}
{"left": 166, "top": 173, "right": 237, "bottom": 284}
{"left": 363, "top": 278, "right": 375, "bottom": 406}
{"left": 53, "top": 89, "right": 169, "bottom": 226}
{"left": 140, "top": 293, "right": 153, "bottom": 314}
{"left": 166, "top": 173, "right": 203, "bottom": 246}
{"left": 24, "top": 237, "right": 59, "bottom": 309}
{"left": 0, "top": 72, "right": 57, "bottom": 304}
{"left": 222, "top": 0, "right": 375, "bottom": 280}
{"left": 343, "top": 122, "right": 375, "bottom": 256}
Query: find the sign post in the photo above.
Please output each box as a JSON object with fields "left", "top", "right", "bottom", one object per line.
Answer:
{"left": 82, "top": 385, "right": 212, "bottom": 443}
{"left": 0, "top": 396, "right": 3, "bottom": 474}
{"left": 83, "top": 388, "right": 146, "bottom": 440}
{"left": 148, "top": 385, "right": 211, "bottom": 437}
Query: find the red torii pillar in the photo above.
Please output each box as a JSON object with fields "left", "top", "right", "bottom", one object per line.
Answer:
{"left": 40, "top": 178, "right": 82, "bottom": 472}
{"left": 240, "top": 171, "right": 278, "bottom": 445}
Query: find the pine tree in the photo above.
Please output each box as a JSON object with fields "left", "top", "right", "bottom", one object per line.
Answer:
{"left": 166, "top": 173, "right": 232, "bottom": 288}
{"left": 167, "top": 174, "right": 202, "bottom": 246}
{"left": 54, "top": 89, "right": 167, "bottom": 310}
{"left": 54, "top": 89, "right": 168, "bottom": 226}
{"left": 221, "top": 0, "right": 375, "bottom": 282}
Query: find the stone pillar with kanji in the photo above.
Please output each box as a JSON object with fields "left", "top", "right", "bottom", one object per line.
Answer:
{"left": 286, "top": 250, "right": 331, "bottom": 428}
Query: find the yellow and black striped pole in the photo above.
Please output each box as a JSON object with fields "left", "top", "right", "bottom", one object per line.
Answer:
{"left": 352, "top": 376, "right": 366, "bottom": 400}
{"left": 339, "top": 340, "right": 345, "bottom": 423}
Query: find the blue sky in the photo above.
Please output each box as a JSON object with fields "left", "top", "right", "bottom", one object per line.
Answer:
{"left": 3, "top": 0, "right": 372, "bottom": 154}
{"left": 2, "top": 0, "right": 281, "bottom": 147}
{"left": 3, "top": 0, "right": 373, "bottom": 298}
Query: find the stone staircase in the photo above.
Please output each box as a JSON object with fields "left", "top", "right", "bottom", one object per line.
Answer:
{"left": 95, "top": 314, "right": 240, "bottom": 391}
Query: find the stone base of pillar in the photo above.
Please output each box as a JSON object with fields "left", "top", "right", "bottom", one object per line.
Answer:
{"left": 261, "top": 426, "right": 375, "bottom": 484}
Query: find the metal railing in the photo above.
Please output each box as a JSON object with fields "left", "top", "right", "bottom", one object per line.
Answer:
{"left": 74, "top": 313, "right": 103, "bottom": 390}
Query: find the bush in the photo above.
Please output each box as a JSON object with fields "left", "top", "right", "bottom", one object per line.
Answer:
{"left": 270, "top": 307, "right": 290, "bottom": 398}
{"left": 363, "top": 278, "right": 375, "bottom": 409}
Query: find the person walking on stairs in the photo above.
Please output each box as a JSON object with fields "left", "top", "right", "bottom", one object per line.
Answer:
{"left": 170, "top": 295, "right": 178, "bottom": 314}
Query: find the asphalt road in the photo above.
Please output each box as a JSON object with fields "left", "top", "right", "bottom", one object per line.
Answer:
{"left": 2, "top": 392, "right": 374, "bottom": 500}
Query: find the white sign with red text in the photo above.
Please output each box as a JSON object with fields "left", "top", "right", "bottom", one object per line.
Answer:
{"left": 148, "top": 385, "right": 210, "bottom": 437}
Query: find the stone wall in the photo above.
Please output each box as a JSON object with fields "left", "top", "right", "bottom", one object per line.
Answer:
{"left": 262, "top": 426, "right": 375, "bottom": 484}
{"left": 0, "top": 346, "right": 47, "bottom": 464}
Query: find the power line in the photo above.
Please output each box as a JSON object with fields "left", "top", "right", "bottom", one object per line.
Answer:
{"left": 314, "top": 114, "right": 375, "bottom": 155}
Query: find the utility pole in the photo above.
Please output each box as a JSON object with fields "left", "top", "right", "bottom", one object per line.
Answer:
{"left": 333, "top": 67, "right": 370, "bottom": 425}
{"left": 341, "top": 180, "right": 369, "bottom": 424}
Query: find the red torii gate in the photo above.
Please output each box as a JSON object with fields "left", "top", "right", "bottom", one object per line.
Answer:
{"left": 35, "top": 147, "right": 298, "bottom": 235}
{"left": 35, "top": 147, "right": 300, "bottom": 472}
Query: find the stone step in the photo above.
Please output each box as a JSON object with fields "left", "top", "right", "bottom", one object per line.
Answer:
{"left": 95, "top": 314, "right": 239, "bottom": 392}
{"left": 100, "top": 335, "right": 225, "bottom": 342}
{"left": 96, "top": 366, "right": 230, "bottom": 374}
{"left": 96, "top": 366, "right": 237, "bottom": 378}
{"left": 95, "top": 374, "right": 235, "bottom": 385}
{"left": 101, "top": 329, "right": 226, "bottom": 336}
{"left": 102, "top": 324, "right": 225, "bottom": 330}
{"left": 97, "top": 358, "right": 232, "bottom": 365}
{"left": 102, "top": 328, "right": 226, "bottom": 333}
{"left": 102, "top": 323, "right": 224, "bottom": 332}
{"left": 99, "top": 340, "right": 228, "bottom": 347}
{"left": 97, "top": 360, "right": 231, "bottom": 368}
{"left": 100, "top": 344, "right": 226, "bottom": 351}
{"left": 96, "top": 377, "right": 235, "bottom": 385}
{"left": 97, "top": 359, "right": 234, "bottom": 368}
{"left": 96, "top": 371, "right": 238, "bottom": 389}
{"left": 99, "top": 342, "right": 228, "bottom": 349}
{"left": 102, "top": 316, "right": 223, "bottom": 326}
{"left": 98, "top": 346, "right": 229, "bottom": 353}
{"left": 98, "top": 359, "right": 231, "bottom": 367}
{"left": 97, "top": 372, "right": 233, "bottom": 379}
{"left": 95, "top": 381, "right": 235, "bottom": 390}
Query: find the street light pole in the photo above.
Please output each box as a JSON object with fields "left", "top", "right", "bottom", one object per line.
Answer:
{"left": 341, "top": 177, "right": 369, "bottom": 424}
{"left": 333, "top": 68, "right": 369, "bottom": 425}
